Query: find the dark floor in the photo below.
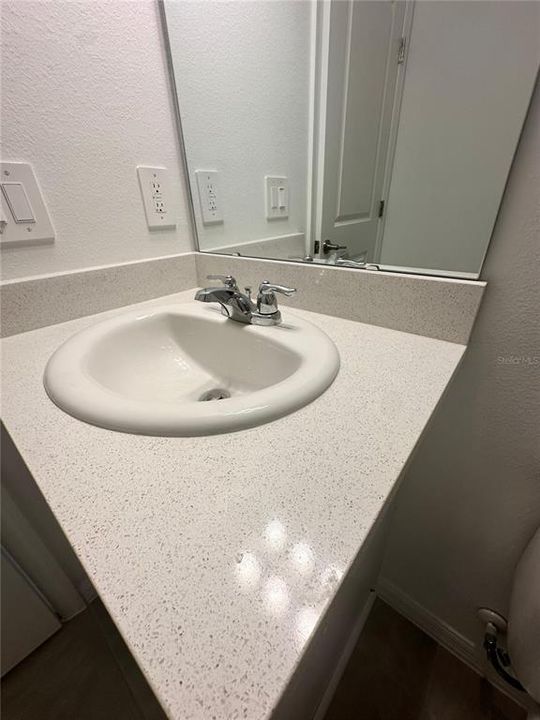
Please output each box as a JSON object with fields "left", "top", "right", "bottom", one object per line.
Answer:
{"left": 325, "top": 599, "right": 526, "bottom": 720}
{"left": 2, "top": 597, "right": 526, "bottom": 720}
{"left": 1, "top": 599, "right": 167, "bottom": 720}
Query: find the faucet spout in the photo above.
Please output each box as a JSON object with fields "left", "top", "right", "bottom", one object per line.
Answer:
{"left": 194, "top": 287, "right": 234, "bottom": 304}
{"left": 194, "top": 285, "right": 253, "bottom": 323}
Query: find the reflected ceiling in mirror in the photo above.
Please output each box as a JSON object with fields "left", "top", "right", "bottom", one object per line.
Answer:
{"left": 162, "top": 0, "right": 539, "bottom": 279}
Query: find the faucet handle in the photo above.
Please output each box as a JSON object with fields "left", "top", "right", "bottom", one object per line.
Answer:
{"left": 206, "top": 274, "right": 238, "bottom": 290}
{"left": 256, "top": 281, "right": 297, "bottom": 317}
{"left": 258, "top": 281, "right": 297, "bottom": 297}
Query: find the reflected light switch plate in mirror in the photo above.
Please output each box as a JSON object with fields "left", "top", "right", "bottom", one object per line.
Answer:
{"left": 265, "top": 176, "right": 288, "bottom": 220}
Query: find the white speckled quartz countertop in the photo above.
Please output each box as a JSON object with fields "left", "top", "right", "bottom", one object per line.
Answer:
{"left": 1, "top": 289, "right": 466, "bottom": 719}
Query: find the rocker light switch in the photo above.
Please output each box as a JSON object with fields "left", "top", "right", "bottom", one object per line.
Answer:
{"left": 1, "top": 182, "right": 35, "bottom": 223}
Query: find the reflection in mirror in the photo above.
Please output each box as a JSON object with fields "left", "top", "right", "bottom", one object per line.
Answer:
{"left": 162, "top": 1, "right": 539, "bottom": 278}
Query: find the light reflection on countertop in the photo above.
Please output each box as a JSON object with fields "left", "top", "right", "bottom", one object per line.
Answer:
{"left": 263, "top": 519, "right": 287, "bottom": 552}
{"left": 235, "top": 519, "right": 344, "bottom": 651}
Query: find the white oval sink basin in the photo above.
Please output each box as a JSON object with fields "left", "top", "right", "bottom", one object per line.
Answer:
{"left": 44, "top": 303, "right": 339, "bottom": 436}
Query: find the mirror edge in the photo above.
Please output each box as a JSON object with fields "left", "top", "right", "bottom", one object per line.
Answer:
{"left": 158, "top": 0, "right": 201, "bottom": 254}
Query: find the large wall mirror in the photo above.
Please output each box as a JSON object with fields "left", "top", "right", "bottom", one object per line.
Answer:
{"left": 162, "top": 1, "right": 539, "bottom": 279}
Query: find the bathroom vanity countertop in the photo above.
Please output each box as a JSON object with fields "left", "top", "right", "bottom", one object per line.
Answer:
{"left": 1, "top": 290, "right": 466, "bottom": 720}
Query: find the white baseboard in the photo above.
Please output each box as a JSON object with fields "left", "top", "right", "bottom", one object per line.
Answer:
{"left": 377, "top": 577, "right": 533, "bottom": 712}
{"left": 313, "top": 591, "right": 376, "bottom": 720}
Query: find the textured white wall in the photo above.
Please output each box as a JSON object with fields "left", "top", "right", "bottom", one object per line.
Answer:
{"left": 1, "top": 0, "right": 193, "bottom": 281}
{"left": 164, "top": 0, "right": 311, "bottom": 251}
{"left": 380, "top": 1, "right": 539, "bottom": 275}
{"left": 381, "top": 77, "right": 540, "bottom": 657}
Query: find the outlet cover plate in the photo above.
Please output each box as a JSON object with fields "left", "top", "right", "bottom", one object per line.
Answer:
{"left": 137, "top": 166, "right": 176, "bottom": 230}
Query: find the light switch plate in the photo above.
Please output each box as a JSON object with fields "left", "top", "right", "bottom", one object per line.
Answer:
{"left": 265, "top": 176, "right": 288, "bottom": 219}
{"left": 195, "top": 170, "right": 223, "bottom": 225}
{"left": 0, "top": 162, "right": 55, "bottom": 246}
{"left": 137, "top": 166, "right": 176, "bottom": 230}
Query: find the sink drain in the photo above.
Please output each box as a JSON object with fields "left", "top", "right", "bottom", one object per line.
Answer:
{"left": 199, "top": 388, "right": 231, "bottom": 402}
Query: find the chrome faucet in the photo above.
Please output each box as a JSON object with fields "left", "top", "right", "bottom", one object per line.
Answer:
{"left": 195, "top": 274, "right": 296, "bottom": 326}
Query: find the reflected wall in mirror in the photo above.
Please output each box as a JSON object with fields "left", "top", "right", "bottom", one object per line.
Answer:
{"left": 162, "top": 1, "right": 539, "bottom": 278}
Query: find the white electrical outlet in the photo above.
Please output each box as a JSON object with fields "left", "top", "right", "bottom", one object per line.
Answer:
{"left": 265, "top": 176, "right": 288, "bottom": 219}
{"left": 195, "top": 170, "right": 223, "bottom": 225}
{"left": 137, "top": 166, "right": 176, "bottom": 230}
